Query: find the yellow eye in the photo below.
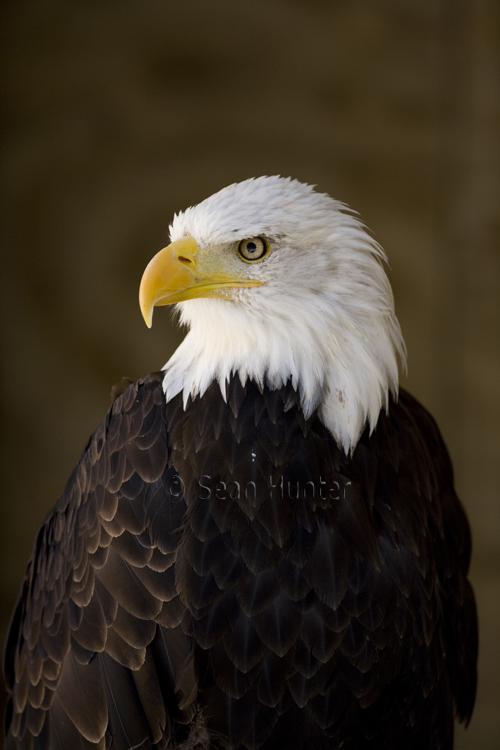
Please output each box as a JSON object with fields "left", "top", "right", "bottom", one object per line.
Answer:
{"left": 237, "top": 237, "right": 269, "bottom": 262}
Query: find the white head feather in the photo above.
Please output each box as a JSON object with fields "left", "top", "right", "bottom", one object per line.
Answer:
{"left": 161, "top": 176, "right": 406, "bottom": 453}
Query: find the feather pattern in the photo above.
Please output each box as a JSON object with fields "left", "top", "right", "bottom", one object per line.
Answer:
{"left": 4, "top": 374, "right": 477, "bottom": 749}
{"left": 4, "top": 375, "right": 193, "bottom": 750}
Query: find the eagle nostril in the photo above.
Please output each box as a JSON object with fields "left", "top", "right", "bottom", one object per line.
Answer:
{"left": 178, "top": 256, "right": 194, "bottom": 265}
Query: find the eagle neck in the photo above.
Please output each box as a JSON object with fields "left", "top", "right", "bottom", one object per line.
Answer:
{"left": 161, "top": 297, "right": 402, "bottom": 454}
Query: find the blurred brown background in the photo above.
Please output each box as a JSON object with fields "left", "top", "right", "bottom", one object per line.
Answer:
{"left": 1, "top": 0, "right": 499, "bottom": 747}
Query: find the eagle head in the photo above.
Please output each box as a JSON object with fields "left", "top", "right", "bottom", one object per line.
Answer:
{"left": 139, "top": 176, "right": 405, "bottom": 453}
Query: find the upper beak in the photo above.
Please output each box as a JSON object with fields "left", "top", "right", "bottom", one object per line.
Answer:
{"left": 139, "top": 236, "right": 263, "bottom": 327}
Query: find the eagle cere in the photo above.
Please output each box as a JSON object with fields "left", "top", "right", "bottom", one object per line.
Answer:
{"left": 4, "top": 176, "right": 477, "bottom": 749}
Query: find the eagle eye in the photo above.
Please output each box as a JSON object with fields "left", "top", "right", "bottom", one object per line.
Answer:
{"left": 237, "top": 237, "right": 269, "bottom": 262}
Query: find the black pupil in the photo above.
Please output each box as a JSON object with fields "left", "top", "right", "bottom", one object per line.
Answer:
{"left": 247, "top": 242, "right": 257, "bottom": 253}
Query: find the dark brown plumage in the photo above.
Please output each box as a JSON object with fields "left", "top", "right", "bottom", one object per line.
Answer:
{"left": 4, "top": 372, "right": 477, "bottom": 749}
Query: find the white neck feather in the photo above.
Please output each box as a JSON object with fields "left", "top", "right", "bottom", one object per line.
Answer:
{"left": 162, "top": 290, "right": 404, "bottom": 454}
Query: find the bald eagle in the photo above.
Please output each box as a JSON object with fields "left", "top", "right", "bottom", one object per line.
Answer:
{"left": 4, "top": 177, "right": 477, "bottom": 750}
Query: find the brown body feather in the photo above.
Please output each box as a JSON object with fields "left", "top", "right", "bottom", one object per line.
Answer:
{"left": 4, "top": 373, "right": 477, "bottom": 749}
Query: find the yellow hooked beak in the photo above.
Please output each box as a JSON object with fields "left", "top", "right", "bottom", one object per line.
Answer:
{"left": 139, "top": 236, "right": 264, "bottom": 327}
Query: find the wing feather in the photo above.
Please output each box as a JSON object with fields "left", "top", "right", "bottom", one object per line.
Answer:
{"left": 4, "top": 373, "right": 189, "bottom": 749}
